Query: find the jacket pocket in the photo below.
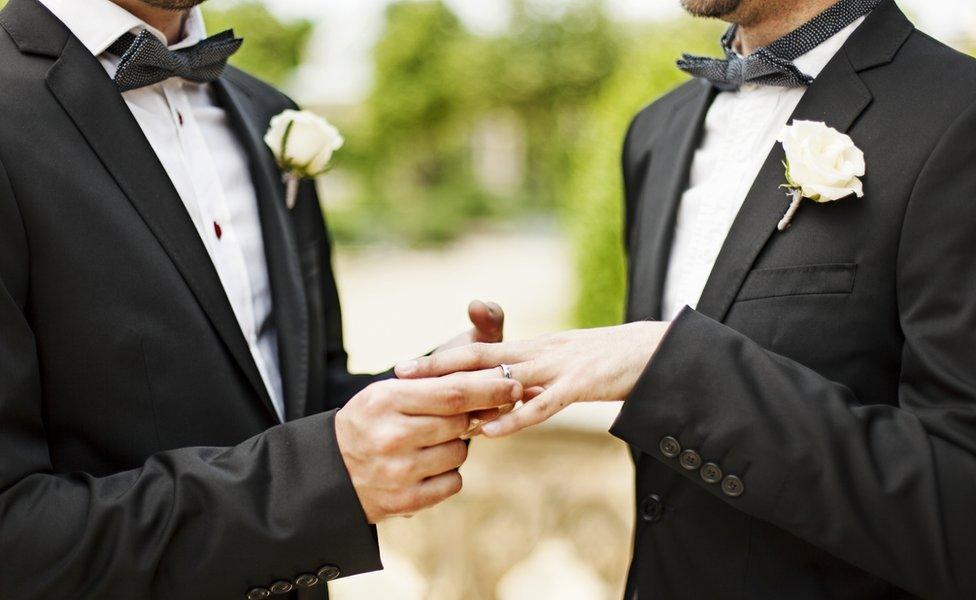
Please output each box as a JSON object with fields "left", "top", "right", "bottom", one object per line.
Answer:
{"left": 736, "top": 263, "right": 856, "bottom": 302}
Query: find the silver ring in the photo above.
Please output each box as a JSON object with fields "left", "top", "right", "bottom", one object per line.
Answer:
{"left": 499, "top": 364, "right": 513, "bottom": 380}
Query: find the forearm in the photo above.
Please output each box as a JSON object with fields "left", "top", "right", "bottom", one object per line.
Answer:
{"left": 611, "top": 308, "right": 976, "bottom": 598}
{"left": 0, "top": 411, "right": 381, "bottom": 599}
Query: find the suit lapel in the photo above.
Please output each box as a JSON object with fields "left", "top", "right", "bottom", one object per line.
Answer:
{"left": 694, "top": 39, "right": 877, "bottom": 321}
{"left": 214, "top": 77, "right": 310, "bottom": 421}
{"left": 629, "top": 80, "right": 716, "bottom": 321}
{"left": 42, "top": 35, "right": 280, "bottom": 421}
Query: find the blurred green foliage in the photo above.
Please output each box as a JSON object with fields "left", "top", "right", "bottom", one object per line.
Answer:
{"left": 565, "top": 21, "right": 722, "bottom": 327}
{"left": 203, "top": 1, "right": 312, "bottom": 87}
{"left": 331, "top": 0, "right": 623, "bottom": 247}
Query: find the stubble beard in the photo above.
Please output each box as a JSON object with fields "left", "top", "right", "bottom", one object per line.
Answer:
{"left": 137, "top": 0, "right": 207, "bottom": 9}
{"left": 680, "top": 0, "right": 743, "bottom": 18}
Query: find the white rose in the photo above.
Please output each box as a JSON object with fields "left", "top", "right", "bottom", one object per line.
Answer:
{"left": 264, "top": 109, "right": 345, "bottom": 177}
{"left": 778, "top": 120, "right": 865, "bottom": 202}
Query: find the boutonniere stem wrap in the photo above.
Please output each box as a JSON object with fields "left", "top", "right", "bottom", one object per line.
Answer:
{"left": 264, "top": 109, "right": 345, "bottom": 210}
{"left": 776, "top": 120, "right": 865, "bottom": 231}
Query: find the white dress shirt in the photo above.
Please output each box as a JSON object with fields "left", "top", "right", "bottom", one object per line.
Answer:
{"left": 39, "top": 0, "right": 286, "bottom": 421}
{"left": 661, "top": 17, "right": 867, "bottom": 322}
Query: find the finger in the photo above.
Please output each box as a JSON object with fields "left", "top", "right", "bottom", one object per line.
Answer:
{"left": 468, "top": 300, "right": 504, "bottom": 343}
{"left": 481, "top": 386, "right": 568, "bottom": 438}
{"left": 394, "top": 377, "right": 523, "bottom": 416}
{"left": 408, "top": 414, "right": 472, "bottom": 446}
{"left": 445, "top": 364, "right": 548, "bottom": 391}
{"left": 396, "top": 341, "right": 527, "bottom": 379}
{"left": 411, "top": 470, "right": 464, "bottom": 512}
{"left": 413, "top": 439, "right": 468, "bottom": 479}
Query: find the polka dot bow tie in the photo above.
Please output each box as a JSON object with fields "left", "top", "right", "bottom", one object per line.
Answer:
{"left": 108, "top": 29, "right": 243, "bottom": 93}
{"left": 677, "top": 0, "right": 882, "bottom": 92}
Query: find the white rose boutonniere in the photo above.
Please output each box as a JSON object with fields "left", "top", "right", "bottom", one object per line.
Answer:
{"left": 264, "top": 109, "right": 345, "bottom": 210}
{"left": 776, "top": 120, "right": 865, "bottom": 231}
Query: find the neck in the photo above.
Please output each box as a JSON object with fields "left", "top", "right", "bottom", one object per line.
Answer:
{"left": 109, "top": 1, "right": 189, "bottom": 45}
{"left": 733, "top": 0, "right": 839, "bottom": 54}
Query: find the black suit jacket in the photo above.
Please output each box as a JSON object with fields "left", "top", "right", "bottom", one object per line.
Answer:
{"left": 0, "top": 0, "right": 384, "bottom": 597}
{"left": 612, "top": 3, "right": 976, "bottom": 599}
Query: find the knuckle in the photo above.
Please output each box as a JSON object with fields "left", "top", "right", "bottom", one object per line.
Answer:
{"left": 443, "top": 386, "right": 466, "bottom": 412}
{"left": 375, "top": 427, "right": 406, "bottom": 454}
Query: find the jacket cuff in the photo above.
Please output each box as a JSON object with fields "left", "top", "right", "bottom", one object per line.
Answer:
{"left": 267, "top": 410, "right": 382, "bottom": 581}
{"left": 609, "top": 307, "right": 789, "bottom": 517}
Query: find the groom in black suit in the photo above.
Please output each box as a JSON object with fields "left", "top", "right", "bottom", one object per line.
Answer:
{"left": 0, "top": 0, "right": 520, "bottom": 598}
{"left": 402, "top": 0, "right": 976, "bottom": 597}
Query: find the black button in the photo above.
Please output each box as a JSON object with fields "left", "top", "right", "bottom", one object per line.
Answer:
{"left": 679, "top": 449, "right": 702, "bottom": 471}
{"left": 639, "top": 493, "right": 665, "bottom": 523}
{"left": 700, "top": 462, "right": 723, "bottom": 484}
{"left": 659, "top": 436, "right": 681, "bottom": 458}
{"left": 317, "top": 565, "right": 342, "bottom": 581}
{"left": 247, "top": 588, "right": 271, "bottom": 600}
{"left": 269, "top": 580, "right": 293, "bottom": 594}
{"left": 722, "top": 475, "right": 745, "bottom": 497}
{"left": 294, "top": 573, "right": 320, "bottom": 588}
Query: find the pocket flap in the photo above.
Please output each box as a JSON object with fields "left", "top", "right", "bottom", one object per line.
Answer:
{"left": 737, "top": 263, "right": 856, "bottom": 302}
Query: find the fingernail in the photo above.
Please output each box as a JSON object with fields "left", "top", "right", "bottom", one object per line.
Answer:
{"left": 398, "top": 360, "right": 418, "bottom": 375}
{"left": 482, "top": 421, "right": 503, "bottom": 436}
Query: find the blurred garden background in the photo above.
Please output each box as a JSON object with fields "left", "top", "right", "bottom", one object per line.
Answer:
{"left": 201, "top": 2, "right": 975, "bottom": 596}
{"left": 5, "top": 0, "right": 973, "bottom": 596}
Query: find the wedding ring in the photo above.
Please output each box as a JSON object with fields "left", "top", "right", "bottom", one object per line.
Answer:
{"left": 499, "top": 364, "right": 513, "bottom": 380}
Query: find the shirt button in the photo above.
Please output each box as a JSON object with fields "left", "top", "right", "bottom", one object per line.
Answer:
{"left": 246, "top": 588, "right": 271, "bottom": 600}
{"left": 317, "top": 565, "right": 342, "bottom": 582}
{"left": 659, "top": 436, "right": 681, "bottom": 459}
{"left": 269, "top": 580, "right": 293, "bottom": 595}
{"left": 722, "top": 475, "right": 745, "bottom": 498}
{"left": 639, "top": 493, "right": 665, "bottom": 523}
{"left": 700, "top": 462, "right": 723, "bottom": 484}
{"left": 679, "top": 449, "right": 702, "bottom": 471}
{"left": 294, "top": 573, "right": 320, "bottom": 588}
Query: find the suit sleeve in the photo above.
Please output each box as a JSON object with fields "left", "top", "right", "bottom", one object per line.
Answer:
{"left": 610, "top": 101, "right": 976, "bottom": 599}
{"left": 0, "top": 159, "right": 382, "bottom": 598}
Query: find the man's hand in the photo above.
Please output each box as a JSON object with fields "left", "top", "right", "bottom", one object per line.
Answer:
{"left": 434, "top": 300, "right": 505, "bottom": 354}
{"left": 395, "top": 322, "right": 671, "bottom": 438}
{"left": 335, "top": 376, "right": 522, "bottom": 523}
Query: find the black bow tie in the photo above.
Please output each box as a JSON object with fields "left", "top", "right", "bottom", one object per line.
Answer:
{"left": 677, "top": 0, "right": 882, "bottom": 91}
{"left": 108, "top": 29, "right": 243, "bottom": 93}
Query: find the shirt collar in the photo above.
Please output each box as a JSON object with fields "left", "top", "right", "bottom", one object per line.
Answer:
{"left": 37, "top": 0, "right": 207, "bottom": 56}
{"left": 792, "top": 15, "right": 866, "bottom": 79}
{"left": 725, "top": 14, "right": 867, "bottom": 83}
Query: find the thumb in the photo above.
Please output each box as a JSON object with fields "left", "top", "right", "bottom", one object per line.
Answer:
{"left": 468, "top": 300, "right": 504, "bottom": 343}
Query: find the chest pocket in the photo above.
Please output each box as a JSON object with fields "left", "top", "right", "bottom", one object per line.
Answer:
{"left": 736, "top": 263, "right": 857, "bottom": 302}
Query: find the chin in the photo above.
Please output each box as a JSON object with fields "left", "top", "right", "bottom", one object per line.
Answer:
{"left": 680, "top": 0, "right": 743, "bottom": 18}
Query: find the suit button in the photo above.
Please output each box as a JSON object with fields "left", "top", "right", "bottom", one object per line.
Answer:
{"left": 659, "top": 436, "right": 681, "bottom": 458}
{"left": 294, "top": 573, "right": 320, "bottom": 588}
{"left": 722, "top": 474, "right": 745, "bottom": 497}
{"left": 269, "top": 580, "right": 293, "bottom": 595}
{"left": 639, "top": 493, "right": 665, "bottom": 523}
{"left": 700, "top": 462, "right": 723, "bottom": 484}
{"left": 679, "top": 449, "right": 702, "bottom": 471}
{"left": 317, "top": 565, "right": 342, "bottom": 581}
{"left": 247, "top": 588, "right": 271, "bottom": 600}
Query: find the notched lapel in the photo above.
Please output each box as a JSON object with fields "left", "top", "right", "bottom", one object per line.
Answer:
{"left": 44, "top": 36, "right": 280, "bottom": 421}
{"left": 215, "top": 77, "right": 310, "bottom": 422}
{"left": 694, "top": 51, "right": 873, "bottom": 322}
{"left": 629, "top": 80, "right": 716, "bottom": 321}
